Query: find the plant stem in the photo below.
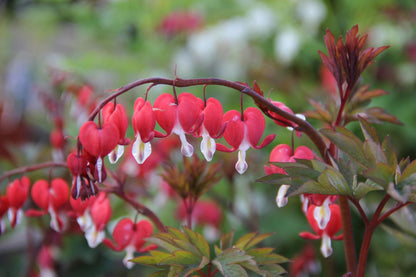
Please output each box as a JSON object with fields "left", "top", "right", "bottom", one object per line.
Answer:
{"left": 114, "top": 190, "right": 167, "bottom": 233}
{"left": 356, "top": 225, "right": 374, "bottom": 277}
{"left": 339, "top": 196, "right": 357, "bottom": 276}
{"left": 0, "top": 161, "right": 68, "bottom": 184}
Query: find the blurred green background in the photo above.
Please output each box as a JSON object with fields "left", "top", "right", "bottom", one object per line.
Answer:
{"left": 1, "top": 0, "right": 416, "bottom": 276}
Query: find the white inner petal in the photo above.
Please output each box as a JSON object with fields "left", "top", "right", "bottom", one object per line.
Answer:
{"left": 200, "top": 132, "right": 216, "bottom": 162}
{"left": 108, "top": 145, "right": 125, "bottom": 164}
{"left": 132, "top": 136, "right": 152, "bottom": 164}
{"left": 276, "top": 185, "right": 290, "bottom": 208}
{"left": 320, "top": 233, "right": 333, "bottom": 258}
{"left": 313, "top": 197, "right": 331, "bottom": 230}
{"left": 235, "top": 150, "right": 248, "bottom": 174}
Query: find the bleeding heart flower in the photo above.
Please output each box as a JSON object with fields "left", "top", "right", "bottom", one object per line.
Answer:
{"left": 85, "top": 192, "right": 111, "bottom": 248}
{"left": 70, "top": 194, "right": 96, "bottom": 232}
{"left": 6, "top": 176, "right": 30, "bottom": 228}
{"left": 154, "top": 93, "right": 204, "bottom": 157}
{"left": 197, "top": 98, "right": 226, "bottom": 161}
{"left": 0, "top": 196, "right": 9, "bottom": 234}
{"left": 131, "top": 97, "right": 159, "bottom": 164}
{"left": 26, "top": 178, "right": 69, "bottom": 232}
{"left": 103, "top": 218, "right": 157, "bottom": 268}
{"left": 217, "top": 107, "right": 275, "bottom": 174}
{"left": 79, "top": 121, "right": 119, "bottom": 183}
{"left": 300, "top": 204, "right": 343, "bottom": 258}
{"left": 264, "top": 144, "right": 314, "bottom": 208}
{"left": 67, "top": 152, "right": 97, "bottom": 200}
{"left": 102, "top": 102, "right": 129, "bottom": 164}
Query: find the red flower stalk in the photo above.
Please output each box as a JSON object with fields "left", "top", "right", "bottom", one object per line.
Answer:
{"left": 217, "top": 107, "right": 275, "bottom": 174}
{"left": 103, "top": 218, "right": 157, "bottom": 268}
{"left": 154, "top": 93, "right": 204, "bottom": 157}
{"left": 26, "top": 178, "right": 69, "bottom": 232}
{"left": 300, "top": 204, "right": 343, "bottom": 258}
{"left": 102, "top": 102, "right": 129, "bottom": 163}
{"left": 6, "top": 176, "right": 30, "bottom": 228}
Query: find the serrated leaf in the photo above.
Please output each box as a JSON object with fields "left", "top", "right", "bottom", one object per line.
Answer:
{"left": 213, "top": 248, "right": 253, "bottom": 265}
{"left": 167, "top": 227, "right": 189, "bottom": 241}
{"left": 304, "top": 99, "right": 333, "bottom": 123}
{"left": 259, "top": 263, "right": 287, "bottom": 276}
{"left": 363, "top": 140, "right": 387, "bottom": 165}
{"left": 159, "top": 250, "right": 201, "bottom": 266}
{"left": 221, "top": 264, "right": 249, "bottom": 277}
{"left": 235, "top": 233, "right": 273, "bottom": 251}
{"left": 359, "top": 116, "right": 380, "bottom": 144}
{"left": 183, "top": 227, "right": 210, "bottom": 258}
{"left": 132, "top": 250, "right": 172, "bottom": 266}
{"left": 256, "top": 173, "right": 292, "bottom": 186}
{"left": 287, "top": 180, "right": 339, "bottom": 197}
{"left": 350, "top": 86, "right": 388, "bottom": 107}
{"left": 220, "top": 230, "right": 234, "bottom": 250}
{"left": 319, "top": 167, "right": 352, "bottom": 196}
{"left": 364, "top": 107, "right": 403, "bottom": 125}
{"left": 147, "top": 234, "right": 181, "bottom": 252}
{"left": 363, "top": 163, "right": 395, "bottom": 188}
{"left": 353, "top": 180, "right": 384, "bottom": 199}
{"left": 247, "top": 251, "right": 289, "bottom": 264}
{"left": 321, "top": 127, "right": 370, "bottom": 169}
{"left": 399, "top": 159, "right": 416, "bottom": 183}
{"left": 239, "top": 259, "right": 263, "bottom": 275}
{"left": 382, "top": 135, "right": 397, "bottom": 169}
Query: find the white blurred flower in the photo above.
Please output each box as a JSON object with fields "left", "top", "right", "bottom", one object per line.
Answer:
{"left": 274, "top": 28, "right": 301, "bottom": 65}
{"left": 296, "top": 0, "right": 326, "bottom": 34}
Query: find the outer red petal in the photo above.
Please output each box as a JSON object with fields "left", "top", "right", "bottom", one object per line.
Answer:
{"left": 132, "top": 98, "right": 156, "bottom": 142}
{"left": 223, "top": 110, "right": 244, "bottom": 149}
{"left": 269, "top": 144, "right": 292, "bottom": 162}
{"left": 112, "top": 218, "right": 134, "bottom": 250}
{"left": 244, "top": 107, "right": 265, "bottom": 147}
{"left": 154, "top": 93, "right": 177, "bottom": 135}
{"left": 90, "top": 193, "right": 111, "bottom": 231}
{"left": 31, "top": 180, "right": 50, "bottom": 210}
{"left": 79, "top": 121, "right": 120, "bottom": 157}
{"left": 50, "top": 178, "right": 69, "bottom": 210}
{"left": 102, "top": 102, "right": 128, "bottom": 143}
{"left": 203, "top": 98, "right": 224, "bottom": 138}
{"left": 177, "top": 93, "right": 204, "bottom": 132}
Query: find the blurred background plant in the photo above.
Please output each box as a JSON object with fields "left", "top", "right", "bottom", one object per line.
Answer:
{"left": 0, "top": 0, "right": 416, "bottom": 276}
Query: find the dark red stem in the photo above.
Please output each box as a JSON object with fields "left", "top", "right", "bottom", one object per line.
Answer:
{"left": 0, "top": 161, "right": 67, "bottom": 184}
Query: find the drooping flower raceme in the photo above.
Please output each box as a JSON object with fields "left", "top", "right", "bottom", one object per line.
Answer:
{"left": 300, "top": 203, "right": 343, "bottom": 258}
{"left": 103, "top": 218, "right": 157, "bottom": 268}
{"left": 217, "top": 107, "right": 275, "bottom": 174}
{"left": 153, "top": 93, "right": 204, "bottom": 157}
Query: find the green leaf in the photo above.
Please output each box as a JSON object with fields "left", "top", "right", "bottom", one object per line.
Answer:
{"left": 363, "top": 163, "right": 395, "bottom": 188}
{"left": 359, "top": 116, "right": 379, "bottom": 144}
{"left": 353, "top": 180, "right": 384, "bottom": 199}
{"left": 382, "top": 136, "right": 397, "bottom": 170}
{"left": 132, "top": 250, "right": 172, "bottom": 266}
{"left": 163, "top": 254, "right": 210, "bottom": 277}
{"left": 221, "top": 264, "right": 249, "bottom": 277}
{"left": 363, "top": 140, "right": 387, "bottom": 165}
{"left": 183, "top": 227, "right": 210, "bottom": 258}
{"left": 147, "top": 234, "right": 181, "bottom": 252}
{"left": 247, "top": 250, "right": 289, "bottom": 264}
{"left": 159, "top": 250, "right": 201, "bottom": 266}
{"left": 364, "top": 107, "right": 403, "bottom": 125}
{"left": 318, "top": 167, "right": 352, "bottom": 196}
{"left": 321, "top": 127, "right": 370, "bottom": 169}
{"left": 213, "top": 248, "right": 253, "bottom": 265}
{"left": 399, "top": 159, "right": 416, "bottom": 183}
{"left": 235, "top": 233, "right": 273, "bottom": 251}
{"left": 220, "top": 230, "right": 234, "bottom": 251}
{"left": 258, "top": 264, "right": 287, "bottom": 276}
{"left": 287, "top": 180, "right": 339, "bottom": 197}
{"left": 256, "top": 173, "right": 292, "bottom": 186}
